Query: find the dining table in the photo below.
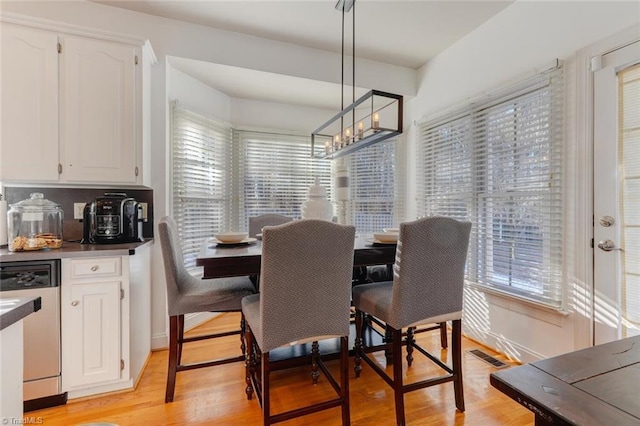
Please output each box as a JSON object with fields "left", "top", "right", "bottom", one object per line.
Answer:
{"left": 195, "top": 234, "right": 396, "bottom": 367}
{"left": 196, "top": 234, "right": 397, "bottom": 279}
{"left": 490, "top": 335, "right": 640, "bottom": 425}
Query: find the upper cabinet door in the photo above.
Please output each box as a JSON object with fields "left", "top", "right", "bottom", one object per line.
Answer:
{"left": 0, "top": 24, "right": 59, "bottom": 182}
{"left": 60, "top": 36, "right": 138, "bottom": 183}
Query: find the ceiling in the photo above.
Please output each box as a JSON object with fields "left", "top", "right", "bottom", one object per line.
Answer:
{"left": 96, "top": 0, "right": 513, "bottom": 108}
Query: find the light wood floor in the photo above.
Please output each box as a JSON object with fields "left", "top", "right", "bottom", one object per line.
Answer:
{"left": 31, "top": 313, "right": 533, "bottom": 425}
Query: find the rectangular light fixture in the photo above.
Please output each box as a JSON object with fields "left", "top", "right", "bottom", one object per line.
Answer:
{"left": 311, "top": 0, "right": 403, "bottom": 160}
{"left": 311, "top": 89, "right": 403, "bottom": 159}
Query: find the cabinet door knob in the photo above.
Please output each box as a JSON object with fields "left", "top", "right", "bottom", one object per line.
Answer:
{"left": 71, "top": 300, "right": 79, "bottom": 306}
{"left": 91, "top": 265, "right": 99, "bottom": 272}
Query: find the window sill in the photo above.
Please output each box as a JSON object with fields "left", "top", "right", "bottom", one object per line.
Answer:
{"left": 466, "top": 282, "right": 571, "bottom": 327}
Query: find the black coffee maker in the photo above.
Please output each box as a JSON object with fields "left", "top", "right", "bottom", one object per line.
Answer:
{"left": 81, "top": 193, "right": 144, "bottom": 244}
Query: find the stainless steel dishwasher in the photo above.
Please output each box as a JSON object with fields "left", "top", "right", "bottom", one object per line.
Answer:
{"left": 0, "top": 259, "right": 67, "bottom": 411}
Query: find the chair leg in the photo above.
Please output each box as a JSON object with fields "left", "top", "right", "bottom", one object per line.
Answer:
{"left": 452, "top": 319, "right": 465, "bottom": 412}
{"left": 405, "top": 327, "right": 415, "bottom": 367}
{"left": 340, "top": 336, "right": 351, "bottom": 426}
{"left": 262, "top": 351, "right": 271, "bottom": 426}
{"left": 354, "top": 309, "right": 364, "bottom": 378}
{"left": 311, "top": 341, "right": 320, "bottom": 384}
{"left": 384, "top": 325, "right": 394, "bottom": 366}
{"left": 240, "top": 314, "right": 247, "bottom": 356}
{"left": 392, "top": 327, "right": 405, "bottom": 426}
{"left": 440, "top": 321, "right": 448, "bottom": 349}
{"left": 244, "top": 323, "right": 255, "bottom": 401}
{"left": 177, "top": 314, "right": 185, "bottom": 365}
{"left": 165, "top": 315, "right": 179, "bottom": 403}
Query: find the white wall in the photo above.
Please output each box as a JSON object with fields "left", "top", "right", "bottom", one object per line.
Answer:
{"left": 231, "top": 98, "right": 333, "bottom": 134}
{"left": 409, "top": 1, "right": 639, "bottom": 361}
{"left": 168, "top": 65, "right": 232, "bottom": 122}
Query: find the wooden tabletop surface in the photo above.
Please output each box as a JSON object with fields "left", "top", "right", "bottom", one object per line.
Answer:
{"left": 196, "top": 234, "right": 397, "bottom": 279}
{"left": 490, "top": 335, "right": 640, "bottom": 425}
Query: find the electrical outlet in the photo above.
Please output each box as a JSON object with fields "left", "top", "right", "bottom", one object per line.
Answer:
{"left": 73, "top": 203, "right": 86, "bottom": 220}
{"left": 139, "top": 202, "right": 148, "bottom": 221}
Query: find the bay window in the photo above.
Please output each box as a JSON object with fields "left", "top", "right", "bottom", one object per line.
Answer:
{"left": 172, "top": 111, "right": 405, "bottom": 274}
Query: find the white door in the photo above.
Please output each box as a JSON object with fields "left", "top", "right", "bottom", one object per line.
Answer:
{"left": 593, "top": 40, "right": 640, "bottom": 344}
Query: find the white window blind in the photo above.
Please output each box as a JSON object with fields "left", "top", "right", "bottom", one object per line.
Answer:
{"left": 619, "top": 63, "right": 640, "bottom": 336}
{"left": 171, "top": 102, "right": 233, "bottom": 273}
{"left": 417, "top": 66, "right": 564, "bottom": 308}
{"left": 342, "top": 139, "right": 405, "bottom": 233}
{"left": 234, "top": 130, "right": 332, "bottom": 230}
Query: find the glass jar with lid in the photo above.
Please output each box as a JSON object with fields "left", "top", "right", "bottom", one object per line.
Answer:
{"left": 7, "top": 193, "right": 63, "bottom": 251}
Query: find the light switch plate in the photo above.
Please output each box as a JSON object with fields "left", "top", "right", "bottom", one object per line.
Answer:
{"left": 73, "top": 203, "right": 86, "bottom": 220}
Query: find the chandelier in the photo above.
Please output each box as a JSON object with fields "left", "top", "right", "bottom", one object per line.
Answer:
{"left": 311, "top": 0, "right": 403, "bottom": 159}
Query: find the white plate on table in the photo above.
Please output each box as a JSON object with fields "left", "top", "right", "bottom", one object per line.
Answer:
{"left": 373, "top": 232, "right": 399, "bottom": 243}
{"left": 256, "top": 233, "right": 262, "bottom": 240}
{"left": 367, "top": 238, "right": 397, "bottom": 245}
{"left": 210, "top": 237, "right": 257, "bottom": 246}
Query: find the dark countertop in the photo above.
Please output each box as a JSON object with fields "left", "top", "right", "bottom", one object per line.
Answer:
{"left": 0, "top": 239, "right": 154, "bottom": 262}
{"left": 0, "top": 296, "right": 41, "bottom": 331}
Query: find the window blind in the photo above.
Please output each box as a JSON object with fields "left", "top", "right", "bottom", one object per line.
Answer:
{"left": 416, "top": 66, "right": 564, "bottom": 308}
{"left": 171, "top": 102, "right": 233, "bottom": 273}
{"left": 619, "top": 63, "right": 640, "bottom": 336}
{"left": 342, "top": 139, "right": 405, "bottom": 233}
{"left": 234, "top": 130, "right": 332, "bottom": 230}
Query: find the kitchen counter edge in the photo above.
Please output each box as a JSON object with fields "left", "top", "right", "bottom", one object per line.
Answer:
{"left": 0, "top": 239, "right": 154, "bottom": 262}
{"left": 0, "top": 296, "right": 41, "bottom": 331}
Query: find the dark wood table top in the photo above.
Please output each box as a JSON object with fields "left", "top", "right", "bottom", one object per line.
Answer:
{"left": 196, "top": 234, "right": 397, "bottom": 279}
{"left": 490, "top": 335, "right": 640, "bottom": 425}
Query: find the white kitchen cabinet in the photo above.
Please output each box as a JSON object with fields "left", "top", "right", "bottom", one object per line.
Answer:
{"left": 0, "top": 23, "right": 143, "bottom": 185}
{"left": 61, "top": 256, "right": 130, "bottom": 395}
{"left": 0, "top": 24, "right": 59, "bottom": 181}
{"left": 60, "top": 36, "right": 140, "bottom": 183}
{"left": 59, "top": 246, "right": 151, "bottom": 399}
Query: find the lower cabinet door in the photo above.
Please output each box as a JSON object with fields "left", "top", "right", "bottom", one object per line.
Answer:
{"left": 62, "top": 280, "right": 121, "bottom": 389}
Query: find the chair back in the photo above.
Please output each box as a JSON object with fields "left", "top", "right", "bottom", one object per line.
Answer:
{"left": 259, "top": 219, "right": 355, "bottom": 352}
{"left": 248, "top": 214, "right": 292, "bottom": 237}
{"left": 158, "top": 216, "right": 198, "bottom": 316}
{"left": 390, "top": 217, "right": 471, "bottom": 328}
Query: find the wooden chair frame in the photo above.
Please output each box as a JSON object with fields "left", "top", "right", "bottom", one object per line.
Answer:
{"left": 354, "top": 311, "right": 464, "bottom": 426}
{"left": 165, "top": 313, "right": 247, "bottom": 403}
{"left": 244, "top": 326, "right": 351, "bottom": 425}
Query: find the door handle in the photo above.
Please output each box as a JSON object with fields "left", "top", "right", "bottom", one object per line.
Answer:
{"left": 597, "top": 240, "right": 622, "bottom": 252}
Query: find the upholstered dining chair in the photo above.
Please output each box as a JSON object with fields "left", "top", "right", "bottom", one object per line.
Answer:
{"left": 367, "top": 263, "right": 449, "bottom": 349}
{"left": 248, "top": 213, "right": 293, "bottom": 238}
{"left": 247, "top": 214, "right": 293, "bottom": 289}
{"left": 158, "top": 216, "right": 256, "bottom": 403}
{"left": 352, "top": 216, "right": 472, "bottom": 425}
{"left": 242, "top": 219, "right": 356, "bottom": 425}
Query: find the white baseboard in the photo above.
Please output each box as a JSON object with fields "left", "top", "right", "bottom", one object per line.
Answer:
{"left": 463, "top": 323, "right": 544, "bottom": 364}
{"left": 151, "top": 312, "right": 222, "bottom": 351}
{"left": 151, "top": 333, "right": 167, "bottom": 351}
